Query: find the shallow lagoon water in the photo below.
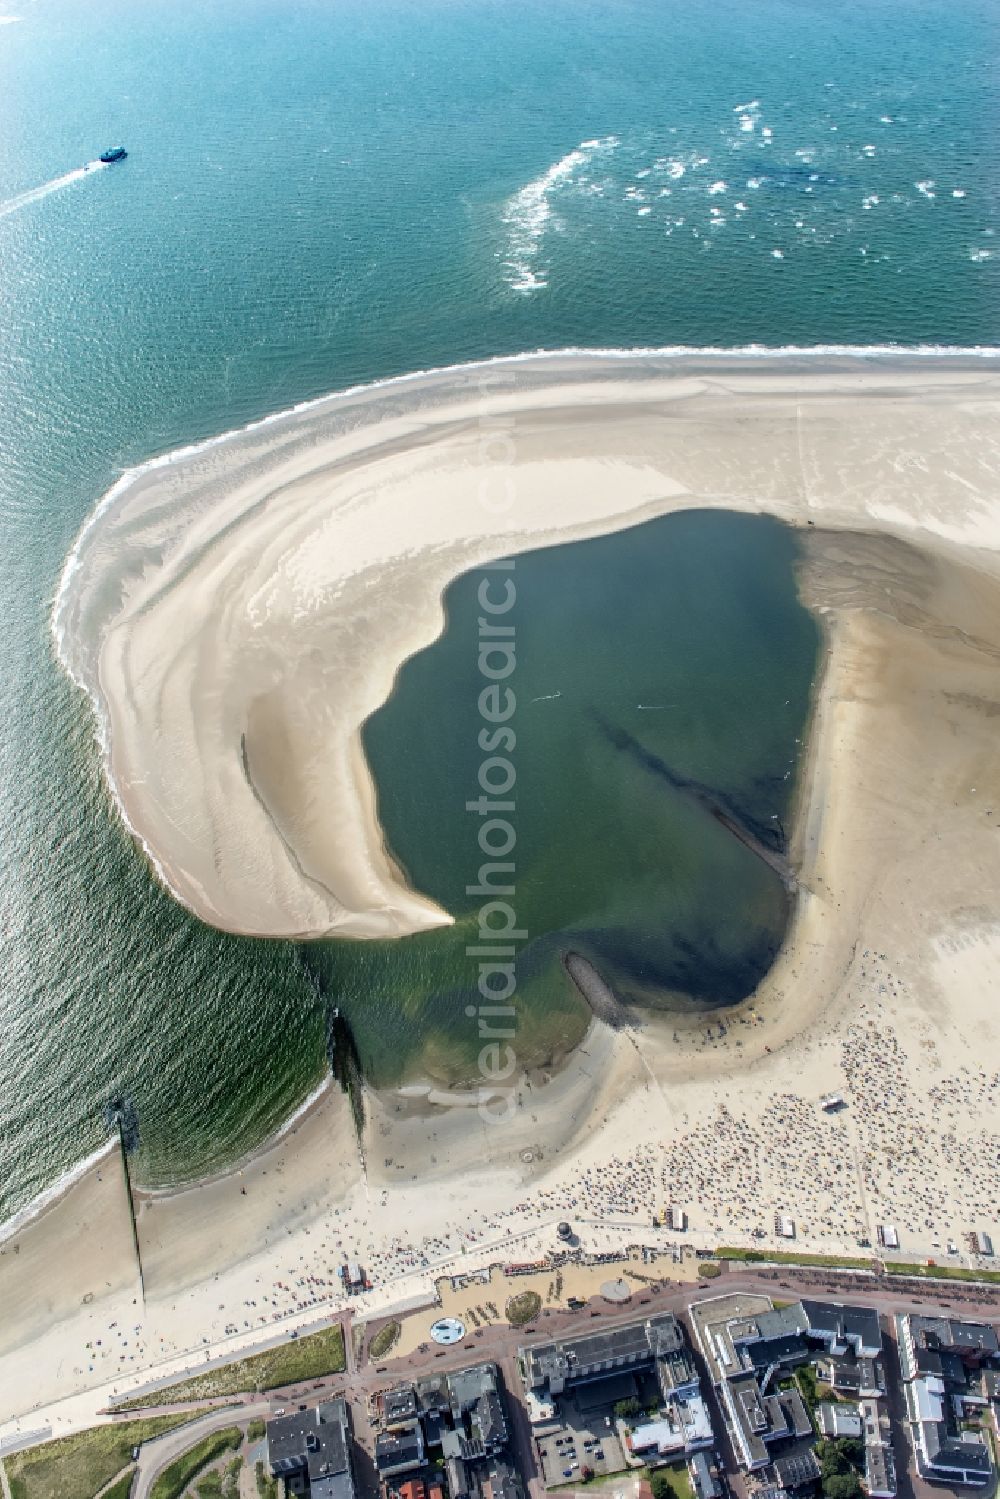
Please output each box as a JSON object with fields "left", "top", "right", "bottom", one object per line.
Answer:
{"left": 347, "top": 509, "right": 818, "bottom": 1086}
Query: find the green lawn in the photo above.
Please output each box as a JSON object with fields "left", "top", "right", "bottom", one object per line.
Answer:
{"left": 648, "top": 1463, "right": 694, "bottom": 1499}
{"left": 715, "top": 1247, "right": 872, "bottom": 1269}
{"left": 885, "top": 1261, "right": 1000, "bottom": 1285}
{"left": 98, "top": 1473, "right": 135, "bottom": 1499}
{"left": 254, "top": 1460, "right": 279, "bottom": 1499}
{"left": 148, "top": 1427, "right": 242, "bottom": 1499}
{"left": 368, "top": 1321, "right": 401, "bottom": 1361}
{"left": 113, "top": 1324, "right": 345, "bottom": 1407}
{"left": 5, "top": 1410, "right": 214, "bottom": 1499}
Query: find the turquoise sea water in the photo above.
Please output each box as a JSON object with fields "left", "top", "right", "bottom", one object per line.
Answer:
{"left": 0, "top": 0, "right": 997, "bottom": 1216}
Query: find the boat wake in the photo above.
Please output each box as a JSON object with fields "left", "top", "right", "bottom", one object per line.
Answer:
{"left": 0, "top": 159, "right": 108, "bottom": 221}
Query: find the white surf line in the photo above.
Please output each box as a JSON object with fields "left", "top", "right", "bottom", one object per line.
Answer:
{"left": 0, "top": 159, "right": 108, "bottom": 220}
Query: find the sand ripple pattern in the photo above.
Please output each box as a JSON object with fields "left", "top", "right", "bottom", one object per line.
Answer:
{"left": 52, "top": 349, "right": 1000, "bottom": 939}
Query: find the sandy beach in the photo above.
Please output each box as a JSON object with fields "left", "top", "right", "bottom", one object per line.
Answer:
{"left": 3, "top": 353, "right": 998, "bottom": 1435}
{"left": 52, "top": 351, "right": 1000, "bottom": 941}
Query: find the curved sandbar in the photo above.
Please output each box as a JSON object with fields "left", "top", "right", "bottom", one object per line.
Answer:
{"left": 53, "top": 350, "right": 1000, "bottom": 938}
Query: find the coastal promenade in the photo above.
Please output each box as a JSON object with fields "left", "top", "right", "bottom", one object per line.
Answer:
{"left": 7, "top": 1263, "right": 998, "bottom": 1499}
{"left": 3, "top": 1218, "right": 999, "bottom": 1456}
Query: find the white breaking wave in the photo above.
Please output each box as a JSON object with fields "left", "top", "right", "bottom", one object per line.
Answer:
{"left": 0, "top": 1140, "right": 116, "bottom": 1246}
{"left": 0, "top": 158, "right": 108, "bottom": 220}
{"left": 501, "top": 136, "right": 619, "bottom": 292}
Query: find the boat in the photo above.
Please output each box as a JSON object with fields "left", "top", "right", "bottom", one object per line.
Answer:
{"left": 99, "top": 146, "right": 127, "bottom": 163}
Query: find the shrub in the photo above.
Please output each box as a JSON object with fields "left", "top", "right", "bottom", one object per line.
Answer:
{"left": 5, "top": 1411, "right": 214, "bottom": 1499}
{"left": 369, "top": 1320, "right": 401, "bottom": 1360}
{"left": 505, "top": 1292, "right": 542, "bottom": 1328}
{"left": 113, "top": 1325, "right": 345, "bottom": 1406}
{"left": 149, "top": 1428, "right": 242, "bottom": 1499}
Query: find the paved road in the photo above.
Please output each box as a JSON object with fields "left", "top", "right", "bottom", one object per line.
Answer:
{"left": 124, "top": 1266, "right": 1000, "bottom": 1422}
{"left": 132, "top": 1403, "right": 267, "bottom": 1499}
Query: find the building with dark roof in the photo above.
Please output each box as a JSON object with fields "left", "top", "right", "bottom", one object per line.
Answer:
{"left": 445, "top": 1453, "right": 469, "bottom": 1499}
{"left": 896, "top": 1314, "right": 997, "bottom": 1488}
{"left": 695, "top": 1298, "right": 882, "bottom": 1387}
{"left": 481, "top": 1457, "right": 523, "bottom": 1499}
{"left": 375, "top": 1422, "right": 425, "bottom": 1479}
{"left": 376, "top": 1362, "right": 521, "bottom": 1499}
{"left": 899, "top": 1314, "right": 999, "bottom": 1371}
{"left": 721, "top": 1374, "right": 812, "bottom": 1471}
{"left": 798, "top": 1300, "right": 881, "bottom": 1358}
{"left": 520, "top": 1315, "right": 686, "bottom": 1398}
{"left": 903, "top": 1380, "right": 993, "bottom": 1487}
{"left": 414, "top": 1374, "right": 451, "bottom": 1414}
{"left": 449, "top": 1364, "right": 502, "bottom": 1414}
{"left": 772, "top": 1449, "right": 821, "bottom": 1490}
{"left": 814, "top": 1352, "right": 883, "bottom": 1398}
{"left": 695, "top": 1295, "right": 889, "bottom": 1478}
{"left": 716, "top": 1305, "right": 811, "bottom": 1380}
{"left": 385, "top": 1388, "right": 419, "bottom": 1425}
{"left": 687, "top": 1449, "right": 722, "bottom": 1499}
{"left": 266, "top": 1399, "right": 355, "bottom": 1499}
{"left": 864, "top": 1437, "right": 896, "bottom": 1499}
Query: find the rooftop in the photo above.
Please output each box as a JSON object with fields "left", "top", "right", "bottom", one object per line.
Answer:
{"left": 522, "top": 1315, "right": 685, "bottom": 1394}
{"left": 375, "top": 1422, "right": 425, "bottom": 1476}
{"left": 865, "top": 1441, "right": 896, "bottom": 1498}
{"left": 267, "top": 1399, "right": 350, "bottom": 1474}
{"left": 773, "top": 1449, "right": 821, "bottom": 1490}
{"left": 908, "top": 1315, "right": 999, "bottom": 1359}
{"left": 799, "top": 1299, "right": 882, "bottom": 1354}
{"left": 817, "top": 1402, "right": 862, "bottom": 1439}
{"left": 449, "top": 1363, "right": 500, "bottom": 1413}
{"left": 385, "top": 1387, "right": 418, "bottom": 1424}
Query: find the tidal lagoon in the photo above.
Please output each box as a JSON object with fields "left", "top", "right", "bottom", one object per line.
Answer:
{"left": 1, "top": 0, "right": 997, "bottom": 1227}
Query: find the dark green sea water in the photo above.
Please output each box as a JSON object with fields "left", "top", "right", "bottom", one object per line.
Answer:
{"left": 0, "top": 0, "right": 997, "bottom": 1216}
